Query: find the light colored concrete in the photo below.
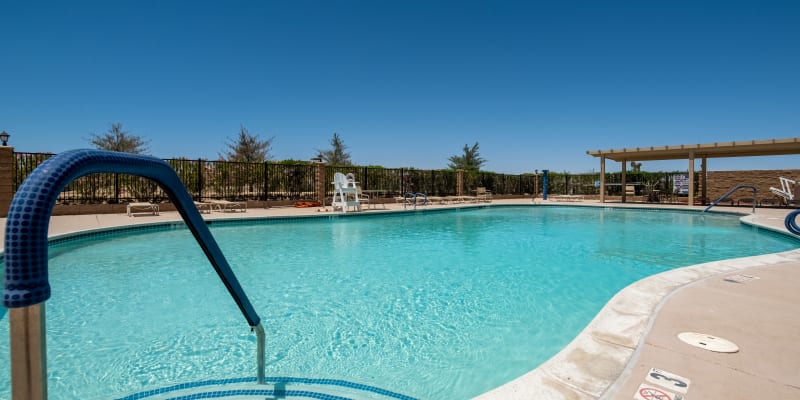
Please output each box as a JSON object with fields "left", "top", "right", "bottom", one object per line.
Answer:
{"left": 606, "top": 261, "right": 800, "bottom": 400}
{"left": 3, "top": 199, "right": 799, "bottom": 400}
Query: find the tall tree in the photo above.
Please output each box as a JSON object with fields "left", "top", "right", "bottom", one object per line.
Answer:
{"left": 89, "top": 123, "right": 148, "bottom": 154}
{"left": 221, "top": 125, "right": 274, "bottom": 162}
{"left": 447, "top": 142, "right": 486, "bottom": 171}
{"left": 316, "top": 132, "right": 352, "bottom": 165}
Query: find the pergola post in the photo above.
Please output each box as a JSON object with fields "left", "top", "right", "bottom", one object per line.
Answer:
{"left": 701, "top": 157, "right": 707, "bottom": 205}
{"left": 599, "top": 156, "right": 606, "bottom": 203}
{"left": 621, "top": 160, "right": 627, "bottom": 203}
{"left": 688, "top": 151, "right": 695, "bottom": 206}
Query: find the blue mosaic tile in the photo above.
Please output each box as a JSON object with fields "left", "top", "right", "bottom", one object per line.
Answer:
{"left": 163, "top": 389, "right": 352, "bottom": 400}
{"left": 117, "top": 376, "right": 417, "bottom": 400}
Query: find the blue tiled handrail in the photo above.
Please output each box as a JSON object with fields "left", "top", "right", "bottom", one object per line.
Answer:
{"left": 785, "top": 209, "right": 800, "bottom": 235}
{"left": 2, "top": 149, "right": 261, "bottom": 327}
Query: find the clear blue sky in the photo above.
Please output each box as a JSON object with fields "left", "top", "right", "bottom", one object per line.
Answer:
{"left": 2, "top": 0, "right": 799, "bottom": 174}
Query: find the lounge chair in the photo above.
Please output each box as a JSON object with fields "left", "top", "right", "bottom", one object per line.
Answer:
{"left": 426, "top": 196, "right": 446, "bottom": 204}
{"left": 331, "top": 172, "right": 360, "bottom": 212}
{"left": 193, "top": 201, "right": 214, "bottom": 214}
{"left": 759, "top": 198, "right": 780, "bottom": 207}
{"left": 126, "top": 201, "right": 159, "bottom": 217}
{"left": 210, "top": 199, "right": 247, "bottom": 213}
{"left": 443, "top": 195, "right": 467, "bottom": 204}
{"left": 770, "top": 177, "right": 797, "bottom": 205}
{"left": 551, "top": 194, "right": 584, "bottom": 202}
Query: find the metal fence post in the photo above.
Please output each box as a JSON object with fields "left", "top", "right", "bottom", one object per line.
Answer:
{"left": 114, "top": 173, "right": 119, "bottom": 204}
{"left": 401, "top": 168, "right": 406, "bottom": 194}
{"left": 543, "top": 169, "right": 549, "bottom": 200}
{"left": 197, "top": 159, "right": 203, "bottom": 201}
{"left": 264, "top": 161, "right": 269, "bottom": 201}
{"left": 457, "top": 169, "right": 463, "bottom": 196}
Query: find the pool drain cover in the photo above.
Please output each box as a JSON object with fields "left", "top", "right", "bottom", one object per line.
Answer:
{"left": 678, "top": 332, "right": 739, "bottom": 353}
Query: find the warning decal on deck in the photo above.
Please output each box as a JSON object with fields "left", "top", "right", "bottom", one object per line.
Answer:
{"left": 645, "top": 368, "right": 690, "bottom": 394}
{"left": 634, "top": 384, "right": 683, "bottom": 400}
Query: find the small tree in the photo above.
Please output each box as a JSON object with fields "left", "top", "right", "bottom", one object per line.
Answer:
{"left": 447, "top": 142, "right": 486, "bottom": 171}
{"left": 221, "top": 125, "right": 274, "bottom": 162}
{"left": 89, "top": 123, "right": 149, "bottom": 154}
{"left": 316, "top": 132, "right": 352, "bottom": 165}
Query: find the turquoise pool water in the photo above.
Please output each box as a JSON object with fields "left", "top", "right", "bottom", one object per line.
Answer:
{"left": 1, "top": 206, "right": 797, "bottom": 399}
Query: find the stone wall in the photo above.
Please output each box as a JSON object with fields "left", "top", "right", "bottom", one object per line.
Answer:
{"left": 706, "top": 169, "right": 800, "bottom": 203}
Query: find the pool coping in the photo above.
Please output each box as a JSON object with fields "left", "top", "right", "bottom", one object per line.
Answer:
{"left": 2, "top": 200, "right": 798, "bottom": 399}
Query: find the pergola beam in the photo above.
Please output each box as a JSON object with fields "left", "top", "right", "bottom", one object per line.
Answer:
{"left": 586, "top": 138, "right": 800, "bottom": 162}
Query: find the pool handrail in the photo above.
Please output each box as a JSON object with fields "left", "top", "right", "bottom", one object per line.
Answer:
{"left": 2, "top": 149, "right": 266, "bottom": 398}
{"left": 784, "top": 209, "right": 800, "bottom": 235}
{"left": 402, "top": 192, "right": 428, "bottom": 210}
{"left": 703, "top": 184, "right": 757, "bottom": 213}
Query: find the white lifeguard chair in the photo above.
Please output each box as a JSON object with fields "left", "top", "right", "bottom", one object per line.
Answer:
{"left": 331, "top": 172, "right": 361, "bottom": 212}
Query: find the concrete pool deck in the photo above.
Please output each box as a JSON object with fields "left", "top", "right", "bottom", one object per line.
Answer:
{"left": 2, "top": 199, "right": 799, "bottom": 399}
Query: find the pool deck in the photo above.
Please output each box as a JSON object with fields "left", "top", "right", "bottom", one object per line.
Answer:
{"left": 2, "top": 199, "right": 799, "bottom": 400}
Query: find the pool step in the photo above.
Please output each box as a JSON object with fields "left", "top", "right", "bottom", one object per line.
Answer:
{"left": 117, "top": 376, "right": 417, "bottom": 400}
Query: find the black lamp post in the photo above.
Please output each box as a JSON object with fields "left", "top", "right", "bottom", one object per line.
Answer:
{"left": 0, "top": 131, "right": 9, "bottom": 146}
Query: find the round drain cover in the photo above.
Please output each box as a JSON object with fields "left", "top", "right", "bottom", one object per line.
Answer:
{"left": 677, "top": 332, "right": 739, "bottom": 353}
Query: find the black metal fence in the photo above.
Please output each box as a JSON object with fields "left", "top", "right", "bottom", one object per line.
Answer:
{"left": 545, "top": 170, "right": 699, "bottom": 202}
{"left": 12, "top": 152, "right": 695, "bottom": 204}
{"left": 166, "top": 159, "right": 320, "bottom": 202}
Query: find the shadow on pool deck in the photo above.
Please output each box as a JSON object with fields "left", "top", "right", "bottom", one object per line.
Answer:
{"left": 2, "top": 199, "right": 799, "bottom": 399}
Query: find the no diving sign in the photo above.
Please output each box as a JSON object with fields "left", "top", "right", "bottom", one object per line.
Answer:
{"left": 634, "top": 384, "right": 684, "bottom": 400}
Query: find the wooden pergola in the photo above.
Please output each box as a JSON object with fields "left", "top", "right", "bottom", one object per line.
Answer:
{"left": 586, "top": 137, "right": 800, "bottom": 205}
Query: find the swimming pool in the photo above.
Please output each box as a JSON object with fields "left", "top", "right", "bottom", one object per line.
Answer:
{"left": 1, "top": 206, "right": 797, "bottom": 399}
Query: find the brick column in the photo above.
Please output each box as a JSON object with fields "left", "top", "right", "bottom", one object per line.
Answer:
{"left": 315, "top": 162, "right": 327, "bottom": 205}
{"left": 0, "top": 146, "right": 14, "bottom": 217}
